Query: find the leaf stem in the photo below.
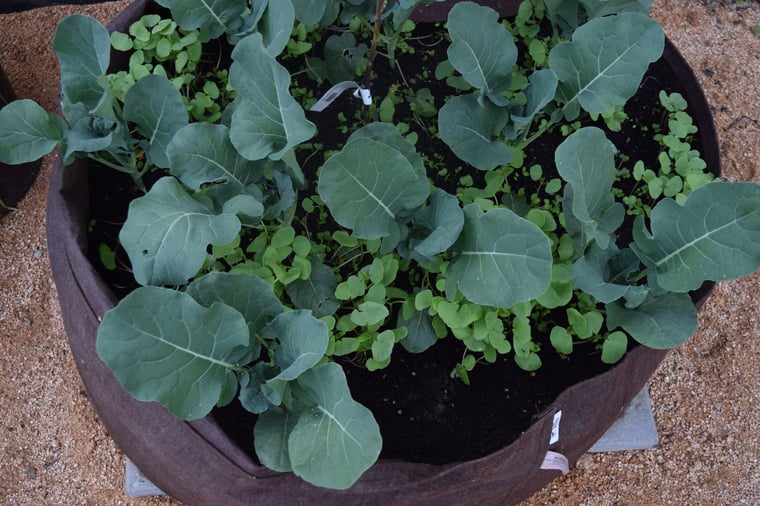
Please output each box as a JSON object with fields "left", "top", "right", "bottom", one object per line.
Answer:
{"left": 87, "top": 151, "right": 146, "bottom": 193}
{"left": 361, "top": 0, "right": 388, "bottom": 122}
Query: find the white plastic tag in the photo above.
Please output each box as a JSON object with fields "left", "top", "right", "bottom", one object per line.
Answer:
{"left": 549, "top": 410, "right": 562, "bottom": 445}
{"left": 310, "top": 81, "right": 372, "bottom": 112}
{"left": 353, "top": 87, "right": 373, "bottom": 105}
{"left": 540, "top": 451, "right": 570, "bottom": 475}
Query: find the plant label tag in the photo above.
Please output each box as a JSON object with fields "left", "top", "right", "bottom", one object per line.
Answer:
{"left": 353, "top": 87, "right": 373, "bottom": 105}
{"left": 540, "top": 451, "right": 569, "bottom": 475}
{"left": 310, "top": 81, "right": 371, "bottom": 112}
{"left": 550, "top": 410, "right": 562, "bottom": 445}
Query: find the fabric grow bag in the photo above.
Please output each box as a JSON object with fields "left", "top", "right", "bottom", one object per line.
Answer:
{"left": 46, "top": 1, "right": 721, "bottom": 504}
{"left": 1, "top": 63, "right": 42, "bottom": 217}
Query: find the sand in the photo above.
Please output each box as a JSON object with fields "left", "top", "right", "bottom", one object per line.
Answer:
{"left": 0, "top": 1, "right": 758, "bottom": 504}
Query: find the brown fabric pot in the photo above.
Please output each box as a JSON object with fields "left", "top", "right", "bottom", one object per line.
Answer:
{"left": 1, "top": 63, "right": 42, "bottom": 217}
{"left": 46, "top": 1, "right": 721, "bottom": 504}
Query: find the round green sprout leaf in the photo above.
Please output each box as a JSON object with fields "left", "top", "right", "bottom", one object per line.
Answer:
{"left": 414, "top": 290, "right": 434, "bottom": 311}
{"left": 601, "top": 331, "right": 628, "bottom": 364}
{"left": 545, "top": 178, "right": 563, "bottom": 194}
{"left": 155, "top": 37, "right": 172, "bottom": 58}
{"left": 514, "top": 351, "right": 541, "bottom": 372}
{"left": 368, "top": 258, "right": 385, "bottom": 285}
{"left": 271, "top": 226, "right": 296, "bottom": 248}
{"left": 292, "top": 235, "right": 312, "bottom": 258}
{"left": 129, "top": 21, "right": 150, "bottom": 42}
{"left": 488, "top": 332, "right": 511, "bottom": 354}
{"left": 659, "top": 90, "right": 688, "bottom": 112}
{"left": 370, "top": 330, "right": 396, "bottom": 363}
{"left": 110, "top": 31, "right": 133, "bottom": 51}
{"left": 350, "top": 301, "right": 390, "bottom": 327}
{"left": 550, "top": 326, "right": 573, "bottom": 355}
{"left": 663, "top": 175, "right": 684, "bottom": 198}
{"left": 140, "top": 14, "right": 161, "bottom": 28}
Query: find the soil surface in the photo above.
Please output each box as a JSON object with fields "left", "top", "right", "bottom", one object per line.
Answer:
{"left": 83, "top": 11, "right": 692, "bottom": 469}
{"left": 1, "top": 1, "right": 758, "bottom": 505}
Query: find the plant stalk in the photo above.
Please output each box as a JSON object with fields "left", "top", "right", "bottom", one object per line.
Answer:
{"left": 362, "top": 0, "right": 388, "bottom": 121}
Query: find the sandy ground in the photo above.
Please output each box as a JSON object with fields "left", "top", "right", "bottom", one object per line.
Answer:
{"left": 0, "top": 1, "right": 758, "bottom": 504}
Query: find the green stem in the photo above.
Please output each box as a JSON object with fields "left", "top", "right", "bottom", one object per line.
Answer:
{"left": 516, "top": 118, "right": 552, "bottom": 150}
{"left": 631, "top": 268, "right": 649, "bottom": 283}
{"left": 87, "top": 151, "right": 146, "bottom": 193}
{"left": 516, "top": 99, "right": 583, "bottom": 151}
{"left": 361, "top": 0, "right": 388, "bottom": 122}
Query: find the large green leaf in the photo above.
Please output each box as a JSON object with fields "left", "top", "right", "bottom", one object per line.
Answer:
{"left": 323, "top": 32, "right": 368, "bottom": 83}
{"left": 96, "top": 286, "right": 250, "bottom": 420}
{"left": 0, "top": 100, "right": 65, "bottom": 164}
{"left": 124, "top": 75, "right": 189, "bottom": 169}
{"left": 292, "top": 0, "right": 337, "bottom": 27}
{"left": 254, "top": 407, "right": 299, "bottom": 472}
{"left": 506, "top": 69, "right": 558, "bottom": 140}
{"left": 257, "top": 0, "right": 295, "bottom": 56}
{"left": 166, "top": 0, "right": 248, "bottom": 40}
{"left": 401, "top": 188, "right": 464, "bottom": 263}
{"left": 263, "top": 168, "right": 297, "bottom": 219}
{"left": 580, "top": 0, "right": 651, "bottom": 18}
{"left": 166, "top": 122, "right": 264, "bottom": 202}
{"left": 286, "top": 259, "right": 340, "bottom": 318}
{"left": 572, "top": 243, "right": 649, "bottom": 307}
{"left": 289, "top": 363, "right": 382, "bottom": 489}
{"left": 550, "top": 12, "right": 664, "bottom": 120}
{"left": 346, "top": 122, "right": 426, "bottom": 176}
{"left": 397, "top": 309, "right": 438, "bottom": 353}
{"left": 224, "top": 0, "right": 266, "bottom": 45}
{"left": 446, "top": 204, "right": 553, "bottom": 308}
{"left": 631, "top": 181, "right": 760, "bottom": 292}
{"left": 262, "top": 310, "right": 329, "bottom": 382}
{"left": 556, "top": 127, "right": 624, "bottom": 248}
{"left": 446, "top": 2, "right": 516, "bottom": 102}
{"left": 550, "top": 2, "right": 652, "bottom": 38}
{"left": 291, "top": 0, "right": 326, "bottom": 25}
{"left": 119, "top": 177, "right": 241, "bottom": 286}
{"left": 545, "top": 0, "right": 581, "bottom": 37}
{"left": 221, "top": 194, "right": 265, "bottom": 226}
{"left": 318, "top": 128, "right": 429, "bottom": 240}
{"left": 229, "top": 33, "right": 316, "bottom": 161}
{"left": 606, "top": 292, "right": 697, "bottom": 348}
{"left": 239, "top": 363, "right": 277, "bottom": 414}
{"left": 438, "top": 93, "right": 511, "bottom": 171}
{"left": 187, "top": 271, "right": 283, "bottom": 330}
{"left": 61, "top": 114, "right": 122, "bottom": 163}
{"left": 52, "top": 15, "right": 111, "bottom": 118}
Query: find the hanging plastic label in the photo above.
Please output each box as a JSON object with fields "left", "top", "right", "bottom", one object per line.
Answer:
{"left": 540, "top": 451, "right": 570, "bottom": 475}
{"left": 310, "top": 81, "right": 372, "bottom": 112}
{"left": 353, "top": 87, "right": 372, "bottom": 105}
{"left": 550, "top": 410, "right": 562, "bottom": 445}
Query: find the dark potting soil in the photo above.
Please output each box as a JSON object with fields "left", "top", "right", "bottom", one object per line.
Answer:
{"left": 86, "top": 19, "right": 708, "bottom": 466}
